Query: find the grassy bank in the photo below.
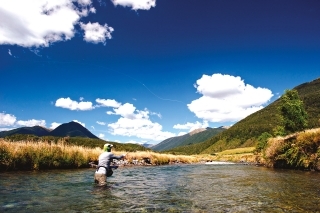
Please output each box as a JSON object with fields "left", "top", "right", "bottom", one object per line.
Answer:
{"left": 259, "top": 128, "right": 320, "bottom": 170}
{"left": 205, "top": 147, "right": 257, "bottom": 163}
{"left": 0, "top": 139, "right": 101, "bottom": 171}
{"left": 0, "top": 139, "right": 213, "bottom": 171}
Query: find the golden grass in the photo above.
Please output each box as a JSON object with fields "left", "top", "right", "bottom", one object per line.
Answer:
{"left": 0, "top": 139, "right": 101, "bottom": 171}
{"left": 124, "top": 151, "right": 201, "bottom": 165}
{"left": 0, "top": 138, "right": 259, "bottom": 171}
{"left": 263, "top": 128, "right": 320, "bottom": 169}
{"left": 0, "top": 139, "right": 216, "bottom": 171}
{"left": 217, "top": 147, "right": 255, "bottom": 155}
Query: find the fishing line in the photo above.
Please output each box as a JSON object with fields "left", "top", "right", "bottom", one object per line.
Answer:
{"left": 13, "top": 58, "right": 187, "bottom": 104}
{"left": 10, "top": 58, "right": 192, "bottom": 126}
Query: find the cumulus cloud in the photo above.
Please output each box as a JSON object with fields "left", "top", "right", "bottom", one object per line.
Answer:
{"left": 0, "top": 0, "right": 112, "bottom": 47}
{"left": 73, "top": 120, "right": 85, "bottom": 127}
{"left": 50, "top": 122, "right": 61, "bottom": 129}
{"left": 16, "top": 119, "right": 46, "bottom": 127}
{"left": 55, "top": 97, "right": 94, "bottom": 110}
{"left": 97, "top": 121, "right": 106, "bottom": 125}
{"left": 173, "top": 121, "right": 209, "bottom": 132}
{"left": 96, "top": 98, "right": 121, "bottom": 108}
{"left": 98, "top": 133, "right": 105, "bottom": 138}
{"left": 111, "top": 0, "right": 156, "bottom": 10}
{"left": 0, "top": 113, "right": 17, "bottom": 126}
{"left": 0, "top": 112, "right": 47, "bottom": 128}
{"left": 80, "top": 22, "right": 114, "bottom": 44}
{"left": 188, "top": 73, "right": 273, "bottom": 122}
{"left": 107, "top": 103, "right": 175, "bottom": 141}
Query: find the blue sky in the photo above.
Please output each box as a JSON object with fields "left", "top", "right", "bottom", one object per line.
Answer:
{"left": 1, "top": 0, "right": 319, "bottom": 145}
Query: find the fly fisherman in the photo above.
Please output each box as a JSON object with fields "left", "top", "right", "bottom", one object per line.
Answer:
{"left": 94, "top": 143, "right": 126, "bottom": 186}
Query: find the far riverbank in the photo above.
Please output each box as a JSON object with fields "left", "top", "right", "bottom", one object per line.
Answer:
{"left": 0, "top": 139, "right": 256, "bottom": 172}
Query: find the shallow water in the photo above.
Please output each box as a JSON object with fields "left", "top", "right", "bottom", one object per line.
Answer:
{"left": 1, "top": 164, "right": 320, "bottom": 212}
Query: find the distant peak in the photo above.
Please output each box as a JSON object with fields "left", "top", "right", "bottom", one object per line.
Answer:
{"left": 189, "top": 128, "right": 206, "bottom": 136}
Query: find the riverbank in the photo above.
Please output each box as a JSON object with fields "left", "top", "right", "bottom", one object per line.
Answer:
{"left": 258, "top": 128, "right": 320, "bottom": 171}
{"left": 0, "top": 139, "right": 257, "bottom": 171}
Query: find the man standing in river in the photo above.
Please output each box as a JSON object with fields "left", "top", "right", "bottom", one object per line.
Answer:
{"left": 94, "top": 143, "right": 125, "bottom": 186}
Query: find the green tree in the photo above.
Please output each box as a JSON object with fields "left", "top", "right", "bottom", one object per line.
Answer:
{"left": 279, "top": 89, "right": 308, "bottom": 134}
{"left": 256, "top": 132, "right": 273, "bottom": 152}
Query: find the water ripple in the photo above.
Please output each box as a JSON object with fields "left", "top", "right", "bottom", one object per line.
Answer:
{"left": 1, "top": 165, "right": 320, "bottom": 212}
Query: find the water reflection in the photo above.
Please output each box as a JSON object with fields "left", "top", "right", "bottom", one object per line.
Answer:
{"left": 1, "top": 164, "right": 320, "bottom": 212}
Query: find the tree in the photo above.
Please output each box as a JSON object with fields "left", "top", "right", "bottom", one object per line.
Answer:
{"left": 279, "top": 89, "right": 308, "bottom": 134}
{"left": 256, "top": 132, "right": 273, "bottom": 152}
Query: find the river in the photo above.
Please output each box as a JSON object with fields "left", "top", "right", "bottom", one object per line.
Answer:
{"left": 1, "top": 164, "right": 320, "bottom": 212}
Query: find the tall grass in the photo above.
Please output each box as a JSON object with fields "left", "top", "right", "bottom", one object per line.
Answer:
{"left": 0, "top": 138, "right": 259, "bottom": 171}
{"left": 0, "top": 139, "right": 216, "bottom": 171}
{"left": 124, "top": 151, "right": 201, "bottom": 165}
{"left": 263, "top": 128, "right": 320, "bottom": 170}
{"left": 0, "top": 139, "right": 101, "bottom": 171}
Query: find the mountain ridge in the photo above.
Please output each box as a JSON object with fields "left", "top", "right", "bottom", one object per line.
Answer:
{"left": 152, "top": 127, "right": 226, "bottom": 151}
{"left": 0, "top": 121, "right": 98, "bottom": 139}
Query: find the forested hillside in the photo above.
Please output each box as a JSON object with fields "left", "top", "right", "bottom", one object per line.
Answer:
{"left": 166, "top": 78, "right": 320, "bottom": 155}
{"left": 152, "top": 127, "right": 225, "bottom": 151}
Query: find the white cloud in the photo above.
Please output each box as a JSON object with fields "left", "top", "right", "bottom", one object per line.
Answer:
{"left": 73, "top": 120, "right": 85, "bottom": 127}
{"left": 50, "top": 122, "right": 61, "bottom": 129}
{"left": 178, "top": 132, "right": 187, "bottom": 136}
{"left": 111, "top": 0, "right": 156, "bottom": 10}
{"left": 98, "top": 133, "right": 105, "bottom": 138}
{"left": 0, "top": 113, "right": 16, "bottom": 126}
{"left": 150, "top": 111, "right": 162, "bottom": 118}
{"left": 0, "top": 0, "right": 109, "bottom": 47}
{"left": 89, "top": 7, "right": 96, "bottom": 13}
{"left": 0, "top": 127, "right": 14, "bottom": 131}
{"left": 113, "top": 103, "right": 136, "bottom": 119}
{"left": 91, "top": 125, "right": 95, "bottom": 129}
{"left": 80, "top": 22, "right": 114, "bottom": 44}
{"left": 55, "top": 97, "right": 94, "bottom": 110}
{"left": 173, "top": 121, "right": 209, "bottom": 132}
{"left": 8, "top": 49, "right": 12, "bottom": 56}
{"left": 122, "top": 140, "right": 146, "bottom": 144}
{"left": 107, "top": 103, "right": 175, "bottom": 141}
{"left": 96, "top": 98, "right": 121, "bottom": 108}
{"left": 97, "top": 121, "right": 106, "bottom": 125}
{"left": 16, "top": 119, "right": 46, "bottom": 127}
{"left": 187, "top": 73, "right": 273, "bottom": 122}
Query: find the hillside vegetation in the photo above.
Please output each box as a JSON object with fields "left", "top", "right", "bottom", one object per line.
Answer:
{"left": 152, "top": 127, "right": 225, "bottom": 151}
{"left": 166, "top": 78, "right": 320, "bottom": 155}
{"left": 260, "top": 128, "right": 320, "bottom": 171}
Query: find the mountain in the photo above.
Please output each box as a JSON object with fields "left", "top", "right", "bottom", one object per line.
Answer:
{"left": 166, "top": 78, "right": 320, "bottom": 155}
{"left": 152, "top": 127, "right": 226, "bottom": 151}
{"left": 0, "top": 126, "right": 51, "bottom": 138}
{"left": 0, "top": 121, "right": 98, "bottom": 139}
{"left": 141, "top": 143, "right": 154, "bottom": 148}
{"left": 49, "top": 121, "right": 99, "bottom": 139}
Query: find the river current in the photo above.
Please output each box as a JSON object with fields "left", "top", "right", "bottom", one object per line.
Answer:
{"left": 1, "top": 164, "right": 320, "bottom": 212}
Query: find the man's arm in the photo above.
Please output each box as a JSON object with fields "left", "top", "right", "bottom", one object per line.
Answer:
{"left": 111, "top": 153, "right": 126, "bottom": 160}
